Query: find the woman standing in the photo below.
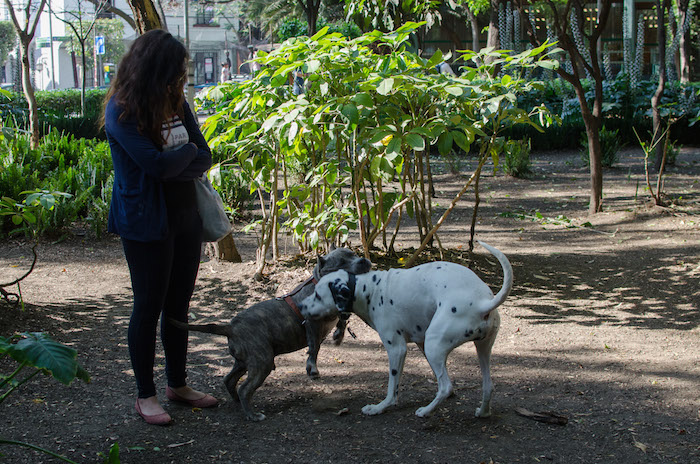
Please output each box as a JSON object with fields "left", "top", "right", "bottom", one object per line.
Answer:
{"left": 103, "top": 29, "right": 217, "bottom": 425}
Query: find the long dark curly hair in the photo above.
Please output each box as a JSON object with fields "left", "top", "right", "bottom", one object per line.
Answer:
{"left": 102, "top": 29, "right": 188, "bottom": 148}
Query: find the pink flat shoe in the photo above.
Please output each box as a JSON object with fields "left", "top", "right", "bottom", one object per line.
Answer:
{"left": 135, "top": 399, "right": 172, "bottom": 426}
{"left": 166, "top": 386, "right": 218, "bottom": 408}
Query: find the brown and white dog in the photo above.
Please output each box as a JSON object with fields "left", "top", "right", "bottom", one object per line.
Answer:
{"left": 171, "top": 247, "right": 371, "bottom": 421}
{"left": 299, "top": 241, "right": 512, "bottom": 418}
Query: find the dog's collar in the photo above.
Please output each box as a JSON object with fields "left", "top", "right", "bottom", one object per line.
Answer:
{"left": 339, "top": 272, "right": 357, "bottom": 315}
{"left": 278, "top": 275, "right": 317, "bottom": 322}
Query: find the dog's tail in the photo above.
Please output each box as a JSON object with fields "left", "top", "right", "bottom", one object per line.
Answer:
{"left": 168, "top": 318, "right": 233, "bottom": 338}
{"left": 477, "top": 241, "right": 513, "bottom": 316}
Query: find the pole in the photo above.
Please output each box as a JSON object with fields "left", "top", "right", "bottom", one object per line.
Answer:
{"left": 94, "top": 27, "right": 98, "bottom": 87}
{"left": 48, "top": 0, "right": 56, "bottom": 89}
{"left": 184, "top": 0, "right": 195, "bottom": 109}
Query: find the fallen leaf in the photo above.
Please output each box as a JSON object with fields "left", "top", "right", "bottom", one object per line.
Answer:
{"left": 335, "top": 408, "right": 350, "bottom": 416}
{"left": 633, "top": 440, "right": 648, "bottom": 453}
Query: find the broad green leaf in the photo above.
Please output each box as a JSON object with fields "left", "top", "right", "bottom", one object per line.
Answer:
{"left": 309, "top": 229, "right": 319, "bottom": 249}
{"left": 353, "top": 93, "right": 374, "bottom": 107}
{"left": 370, "top": 155, "right": 394, "bottom": 182}
{"left": 445, "top": 86, "right": 463, "bottom": 96}
{"left": 451, "top": 130, "right": 470, "bottom": 152}
{"left": 405, "top": 133, "right": 425, "bottom": 151}
{"left": 437, "top": 132, "right": 453, "bottom": 155}
{"left": 341, "top": 104, "right": 360, "bottom": 126}
{"left": 377, "top": 78, "right": 395, "bottom": 95}
{"left": 0, "top": 336, "right": 12, "bottom": 354}
{"left": 386, "top": 135, "right": 402, "bottom": 155}
{"left": 9, "top": 332, "right": 90, "bottom": 385}
{"left": 310, "top": 26, "right": 329, "bottom": 41}
{"left": 306, "top": 59, "right": 321, "bottom": 73}
{"left": 288, "top": 122, "right": 299, "bottom": 145}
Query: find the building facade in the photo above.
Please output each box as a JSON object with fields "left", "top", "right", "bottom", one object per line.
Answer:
{"left": 0, "top": 0, "right": 253, "bottom": 91}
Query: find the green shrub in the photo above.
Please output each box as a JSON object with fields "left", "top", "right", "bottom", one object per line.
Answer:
{"left": 580, "top": 126, "right": 623, "bottom": 168}
{"left": 502, "top": 139, "right": 532, "bottom": 178}
{"left": 217, "top": 167, "right": 253, "bottom": 219}
{"left": 1, "top": 89, "right": 107, "bottom": 139}
{"left": 515, "top": 78, "right": 700, "bottom": 150}
{"left": 0, "top": 129, "right": 112, "bottom": 237}
{"left": 210, "top": 146, "right": 254, "bottom": 219}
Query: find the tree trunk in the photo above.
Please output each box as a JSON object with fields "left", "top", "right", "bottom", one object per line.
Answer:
{"left": 5, "top": 0, "right": 47, "bottom": 149}
{"left": 126, "top": 0, "right": 163, "bottom": 33}
{"left": 583, "top": 113, "right": 603, "bottom": 213}
{"left": 487, "top": 0, "right": 500, "bottom": 50}
{"left": 677, "top": 1, "right": 690, "bottom": 83}
{"left": 299, "top": 0, "right": 319, "bottom": 36}
{"left": 652, "top": 0, "right": 668, "bottom": 171}
{"left": 19, "top": 39, "right": 40, "bottom": 148}
{"left": 206, "top": 235, "right": 242, "bottom": 263}
{"left": 80, "top": 40, "right": 86, "bottom": 115}
{"left": 515, "top": 0, "right": 611, "bottom": 213}
{"left": 466, "top": 7, "right": 480, "bottom": 51}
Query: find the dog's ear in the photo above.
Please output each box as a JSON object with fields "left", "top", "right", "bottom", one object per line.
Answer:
{"left": 329, "top": 279, "right": 352, "bottom": 312}
{"left": 330, "top": 243, "right": 337, "bottom": 251}
{"left": 317, "top": 254, "right": 325, "bottom": 269}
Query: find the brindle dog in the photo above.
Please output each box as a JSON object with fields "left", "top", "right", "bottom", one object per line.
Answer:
{"left": 171, "top": 247, "right": 371, "bottom": 421}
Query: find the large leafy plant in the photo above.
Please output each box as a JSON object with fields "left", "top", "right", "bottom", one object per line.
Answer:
{"left": 0, "top": 332, "right": 91, "bottom": 463}
{"left": 203, "top": 23, "right": 558, "bottom": 275}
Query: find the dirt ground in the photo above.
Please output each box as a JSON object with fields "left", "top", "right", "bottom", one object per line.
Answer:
{"left": 1, "top": 148, "right": 699, "bottom": 464}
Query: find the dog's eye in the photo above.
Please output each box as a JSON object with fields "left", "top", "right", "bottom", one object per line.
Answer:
{"left": 315, "top": 292, "right": 321, "bottom": 301}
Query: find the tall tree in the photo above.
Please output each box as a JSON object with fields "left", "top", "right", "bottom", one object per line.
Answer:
{"left": 516, "top": 0, "right": 611, "bottom": 214}
{"left": 299, "top": 0, "right": 322, "bottom": 35}
{"left": 55, "top": 0, "right": 108, "bottom": 114}
{"left": 651, "top": 0, "right": 669, "bottom": 170}
{"left": 126, "top": 0, "right": 163, "bottom": 33}
{"left": 3, "top": 0, "right": 46, "bottom": 148}
{"left": 447, "top": 0, "right": 490, "bottom": 51}
{"left": 487, "top": 0, "right": 501, "bottom": 49}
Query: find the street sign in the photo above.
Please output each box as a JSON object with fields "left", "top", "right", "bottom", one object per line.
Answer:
{"left": 95, "top": 36, "right": 105, "bottom": 55}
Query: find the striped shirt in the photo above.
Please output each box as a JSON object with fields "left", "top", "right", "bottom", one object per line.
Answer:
{"left": 162, "top": 115, "right": 189, "bottom": 151}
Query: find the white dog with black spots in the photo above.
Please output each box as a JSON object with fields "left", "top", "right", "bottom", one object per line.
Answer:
{"left": 299, "top": 241, "right": 513, "bottom": 418}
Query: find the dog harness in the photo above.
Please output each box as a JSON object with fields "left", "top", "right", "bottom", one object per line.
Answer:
{"left": 335, "top": 272, "right": 357, "bottom": 316}
{"left": 277, "top": 275, "right": 317, "bottom": 322}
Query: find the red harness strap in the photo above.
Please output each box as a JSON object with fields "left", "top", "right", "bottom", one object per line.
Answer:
{"left": 278, "top": 275, "right": 318, "bottom": 322}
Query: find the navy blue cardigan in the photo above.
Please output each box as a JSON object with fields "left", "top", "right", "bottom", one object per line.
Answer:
{"left": 105, "top": 98, "right": 212, "bottom": 242}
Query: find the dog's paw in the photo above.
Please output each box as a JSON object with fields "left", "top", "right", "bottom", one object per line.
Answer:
{"left": 362, "top": 404, "right": 385, "bottom": 415}
{"left": 474, "top": 406, "right": 491, "bottom": 418}
{"left": 306, "top": 364, "right": 320, "bottom": 379}
{"left": 332, "top": 328, "right": 346, "bottom": 345}
{"left": 415, "top": 406, "right": 433, "bottom": 418}
{"left": 247, "top": 412, "right": 266, "bottom": 421}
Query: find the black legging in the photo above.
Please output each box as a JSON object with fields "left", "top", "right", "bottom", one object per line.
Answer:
{"left": 121, "top": 182, "right": 202, "bottom": 399}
